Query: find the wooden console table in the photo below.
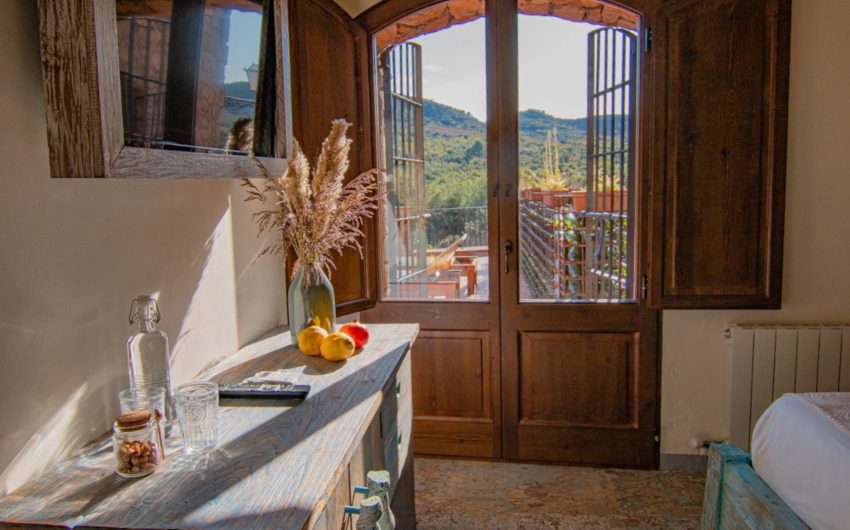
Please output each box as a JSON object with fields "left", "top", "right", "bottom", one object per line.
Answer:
{"left": 0, "top": 324, "right": 418, "bottom": 529}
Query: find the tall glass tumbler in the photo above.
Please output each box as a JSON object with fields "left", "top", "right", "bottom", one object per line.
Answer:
{"left": 118, "top": 385, "right": 168, "bottom": 449}
{"left": 174, "top": 382, "right": 219, "bottom": 455}
{"left": 118, "top": 386, "right": 166, "bottom": 420}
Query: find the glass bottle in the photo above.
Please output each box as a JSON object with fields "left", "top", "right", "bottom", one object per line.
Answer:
{"left": 344, "top": 496, "right": 391, "bottom": 530}
{"left": 353, "top": 470, "right": 395, "bottom": 528}
{"left": 127, "top": 295, "right": 174, "bottom": 426}
{"left": 288, "top": 263, "right": 336, "bottom": 341}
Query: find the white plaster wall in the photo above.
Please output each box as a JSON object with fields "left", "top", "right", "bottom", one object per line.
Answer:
{"left": 661, "top": 0, "right": 850, "bottom": 454}
{"left": 335, "top": 0, "right": 379, "bottom": 17}
{"left": 0, "top": 1, "right": 286, "bottom": 494}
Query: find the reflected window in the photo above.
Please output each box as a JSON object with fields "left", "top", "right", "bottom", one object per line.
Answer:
{"left": 116, "top": 0, "right": 264, "bottom": 154}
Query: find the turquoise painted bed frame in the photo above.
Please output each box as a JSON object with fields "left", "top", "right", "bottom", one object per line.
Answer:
{"left": 701, "top": 444, "right": 809, "bottom": 529}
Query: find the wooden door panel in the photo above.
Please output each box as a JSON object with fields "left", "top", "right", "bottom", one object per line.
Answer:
{"left": 519, "top": 332, "right": 636, "bottom": 427}
{"left": 411, "top": 330, "right": 500, "bottom": 458}
{"left": 517, "top": 423, "right": 651, "bottom": 466}
{"left": 512, "top": 329, "right": 654, "bottom": 467}
{"left": 664, "top": 0, "right": 765, "bottom": 296}
{"left": 650, "top": 0, "right": 790, "bottom": 308}
{"left": 288, "top": 0, "right": 377, "bottom": 314}
{"left": 413, "top": 333, "right": 488, "bottom": 418}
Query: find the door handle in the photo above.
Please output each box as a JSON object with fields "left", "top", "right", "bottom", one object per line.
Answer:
{"left": 504, "top": 240, "right": 513, "bottom": 274}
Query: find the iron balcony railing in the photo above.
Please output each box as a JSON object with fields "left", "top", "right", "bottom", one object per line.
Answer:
{"left": 424, "top": 206, "right": 488, "bottom": 249}
{"left": 393, "top": 200, "right": 629, "bottom": 301}
{"left": 519, "top": 200, "right": 629, "bottom": 301}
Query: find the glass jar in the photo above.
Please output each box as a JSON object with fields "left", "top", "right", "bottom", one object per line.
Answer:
{"left": 113, "top": 410, "right": 161, "bottom": 478}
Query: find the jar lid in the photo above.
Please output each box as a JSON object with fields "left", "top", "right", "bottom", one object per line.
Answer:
{"left": 116, "top": 409, "right": 151, "bottom": 431}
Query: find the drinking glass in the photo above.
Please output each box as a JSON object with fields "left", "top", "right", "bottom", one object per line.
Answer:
{"left": 118, "top": 386, "right": 166, "bottom": 419}
{"left": 174, "top": 382, "right": 219, "bottom": 455}
{"left": 118, "top": 385, "right": 168, "bottom": 456}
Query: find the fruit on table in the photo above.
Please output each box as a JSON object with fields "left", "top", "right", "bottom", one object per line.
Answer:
{"left": 339, "top": 320, "right": 370, "bottom": 349}
{"left": 320, "top": 332, "right": 356, "bottom": 362}
{"left": 297, "top": 324, "right": 328, "bottom": 356}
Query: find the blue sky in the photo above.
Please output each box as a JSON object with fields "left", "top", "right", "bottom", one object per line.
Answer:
{"left": 223, "top": 12, "right": 603, "bottom": 118}
{"left": 410, "top": 15, "right": 597, "bottom": 121}
{"left": 224, "top": 10, "right": 262, "bottom": 84}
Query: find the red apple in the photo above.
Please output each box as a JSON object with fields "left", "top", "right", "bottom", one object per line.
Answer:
{"left": 339, "top": 320, "right": 369, "bottom": 349}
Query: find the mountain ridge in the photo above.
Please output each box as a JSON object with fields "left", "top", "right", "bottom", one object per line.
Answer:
{"left": 423, "top": 98, "right": 588, "bottom": 138}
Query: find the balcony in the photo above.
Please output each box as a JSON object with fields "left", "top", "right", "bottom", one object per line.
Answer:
{"left": 389, "top": 191, "right": 630, "bottom": 301}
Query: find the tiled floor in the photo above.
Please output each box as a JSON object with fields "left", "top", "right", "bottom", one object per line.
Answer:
{"left": 414, "top": 458, "right": 705, "bottom": 529}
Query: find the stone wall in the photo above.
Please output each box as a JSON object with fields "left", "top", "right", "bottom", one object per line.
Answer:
{"left": 194, "top": 5, "right": 231, "bottom": 149}
{"left": 376, "top": 0, "right": 638, "bottom": 53}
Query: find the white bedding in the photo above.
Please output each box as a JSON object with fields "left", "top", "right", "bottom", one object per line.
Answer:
{"left": 752, "top": 392, "right": 850, "bottom": 530}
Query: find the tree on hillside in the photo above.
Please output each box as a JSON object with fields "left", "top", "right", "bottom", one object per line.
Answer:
{"left": 522, "top": 127, "right": 572, "bottom": 191}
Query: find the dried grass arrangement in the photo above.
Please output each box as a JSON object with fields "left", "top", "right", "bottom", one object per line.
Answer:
{"left": 241, "top": 120, "right": 383, "bottom": 278}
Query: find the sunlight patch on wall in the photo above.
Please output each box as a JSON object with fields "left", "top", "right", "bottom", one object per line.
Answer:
{"left": 170, "top": 202, "right": 240, "bottom": 385}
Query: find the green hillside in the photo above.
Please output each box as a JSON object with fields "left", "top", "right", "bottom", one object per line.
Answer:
{"left": 422, "top": 99, "right": 589, "bottom": 209}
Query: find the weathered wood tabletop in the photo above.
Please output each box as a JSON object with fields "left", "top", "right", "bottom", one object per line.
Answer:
{"left": 0, "top": 323, "right": 419, "bottom": 530}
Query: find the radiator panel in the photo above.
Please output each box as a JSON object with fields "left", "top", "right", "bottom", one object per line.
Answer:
{"left": 726, "top": 325, "right": 850, "bottom": 450}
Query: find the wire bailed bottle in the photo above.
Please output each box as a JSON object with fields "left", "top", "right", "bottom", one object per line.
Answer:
{"left": 344, "top": 496, "right": 391, "bottom": 530}
{"left": 353, "top": 470, "right": 395, "bottom": 528}
{"left": 127, "top": 296, "right": 174, "bottom": 428}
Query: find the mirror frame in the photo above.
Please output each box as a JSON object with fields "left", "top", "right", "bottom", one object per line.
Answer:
{"left": 37, "top": 0, "right": 293, "bottom": 178}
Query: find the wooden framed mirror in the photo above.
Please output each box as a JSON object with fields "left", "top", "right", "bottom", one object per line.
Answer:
{"left": 37, "top": 0, "right": 292, "bottom": 178}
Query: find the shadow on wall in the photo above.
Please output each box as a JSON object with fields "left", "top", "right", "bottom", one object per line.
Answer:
{"left": 0, "top": 0, "right": 285, "bottom": 494}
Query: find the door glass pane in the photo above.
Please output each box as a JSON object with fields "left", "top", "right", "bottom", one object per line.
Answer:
{"left": 517, "top": 4, "right": 638, "bottom": 303}
{"left": 377, "top": 7, "right": 489, "bottom": 301}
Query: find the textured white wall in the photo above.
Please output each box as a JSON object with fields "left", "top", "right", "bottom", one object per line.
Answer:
{"left": 0, "top": 1, "right": 286, "bottom": 494}
{"left": 335, "top": 0, "right": 379, "bottom": 17}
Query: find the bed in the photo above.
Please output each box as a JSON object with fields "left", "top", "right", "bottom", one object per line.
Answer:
{"left": 702, "top": 392, "right": 850, "bottom": 529}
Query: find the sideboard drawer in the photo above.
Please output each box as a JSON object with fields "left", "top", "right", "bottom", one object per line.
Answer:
{"left": 382, "top": 350, "right": 412, "bottom": 489}
{"left": 316, "top": 347, "right": 414, "bottom": 529}
{"left": 381, "top": 348, "right": 412, "bottom": 438}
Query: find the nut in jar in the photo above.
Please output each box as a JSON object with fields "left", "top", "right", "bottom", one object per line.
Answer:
{"left": 113, "top": 409, "right": 161, "bottom": 477}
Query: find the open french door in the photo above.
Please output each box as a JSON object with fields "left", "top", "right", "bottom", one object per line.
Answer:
{"left": 364, "top": 0, "right": 659, "bottom": 468}
{"left": 498, "top": 5, "right": 658, "bottom": 467}
{"left": 365, "top": 19, "right": 504, "bottom": 460}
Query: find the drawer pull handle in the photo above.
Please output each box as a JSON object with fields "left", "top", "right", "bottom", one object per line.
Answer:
{"left": 396, "top": 381, "right": 401, "bottom": 396}
{"left": 344, "top": 506, "right": 360, "bottom": 515}
{"left": 397, "top": 431, "right": 403, "bottom": 445}
{"left": 353, "top": 485, "right": 369, "bottom": 495}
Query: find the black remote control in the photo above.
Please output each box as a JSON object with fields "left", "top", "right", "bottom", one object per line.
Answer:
{"left": 218, "top": 382, "right": 310, "bottom": 400}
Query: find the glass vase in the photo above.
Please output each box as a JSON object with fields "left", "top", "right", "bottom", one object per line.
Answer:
{"left": 288, "top": 263, "right": 336, "bottom": 341}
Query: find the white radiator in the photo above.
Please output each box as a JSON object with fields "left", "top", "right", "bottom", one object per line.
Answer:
{"left": 726, "top": 325, "right": 850, "bottom": 450}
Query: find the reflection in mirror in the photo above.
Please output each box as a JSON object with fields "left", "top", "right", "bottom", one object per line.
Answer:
{"left": 116, "top": 0, "right": 264, "bottom": 155}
